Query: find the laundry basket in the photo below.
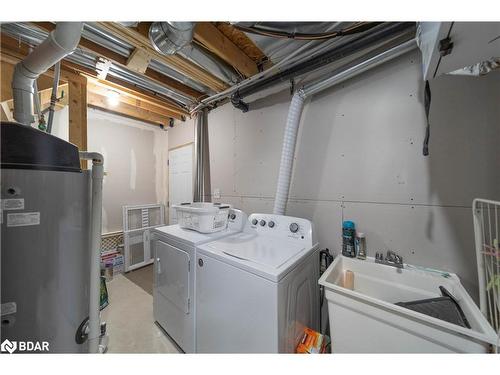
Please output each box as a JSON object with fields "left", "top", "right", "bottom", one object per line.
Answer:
{"left": 173, "top": 202, "right": 231, "bottom": 233}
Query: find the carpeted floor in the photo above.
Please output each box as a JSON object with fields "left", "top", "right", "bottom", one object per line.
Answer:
{"left": 124, "top": 264, "right": 153, "bottom": 295}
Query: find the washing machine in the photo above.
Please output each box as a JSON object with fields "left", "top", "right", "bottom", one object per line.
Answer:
{"left": 151, "top": 208, "right": 247, "bottom": 353}
{"left": 195, "top": 213, "right": 320, "bottom": 353}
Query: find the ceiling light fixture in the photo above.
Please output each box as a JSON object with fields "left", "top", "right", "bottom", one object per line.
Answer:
{"left": 106, "top": 90, "right": 120, "bottom": 107}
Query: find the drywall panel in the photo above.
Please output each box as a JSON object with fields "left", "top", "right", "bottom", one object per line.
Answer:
{"left": 341, "top": 202, "right": 479, "bottom": 300}
{"left": 232, "top": 91, "right": 291, "bottom": 197}
{"left": 208, "top": 107, "right": 236, "bottom": 196}
{"left": 170, "top": 118, "right": 195, "bottom": 150}
{"left": 286, "top": 199, "right": 343, "bottom": 252}
{"left": 87, "top": 109, "right": 168, "bottom": 233}
{"left": 51, "top": 108, "right": 169, "bottom": 233}
{"left": 291, "top": 51, "right": 500, "bottom": 207}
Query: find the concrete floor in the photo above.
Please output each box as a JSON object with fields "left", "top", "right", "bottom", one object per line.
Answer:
{"left": 124, "top": 264, "right": 153, "bottom": 295}
{"left": 101, "top": 273, "right": 180, "bottom": 353}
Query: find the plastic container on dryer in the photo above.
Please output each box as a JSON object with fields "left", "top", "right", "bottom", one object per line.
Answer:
{"left": 173, "top": 202, "right": 232, "bottom": 233}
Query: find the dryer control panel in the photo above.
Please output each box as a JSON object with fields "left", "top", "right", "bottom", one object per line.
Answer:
{"left": 247, "top": 213, "right": 315, "bottom": 247}
{"left": 227, "top": 208, "right": 248, "bottom": 232}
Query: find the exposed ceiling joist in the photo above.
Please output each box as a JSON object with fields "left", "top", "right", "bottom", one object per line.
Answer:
{"left": 30, "top": 22, "right": 205, "bottom": 100}
{"left": 194, "top": 22, "right": 259, "bottom": 78}
{"left": 88, "top": 91, "right": 172, "bottom": 126}
{"left": 0, "top": 32, "right": 188, "bottom": 120}
{"left": 87, "top": 80, "right": 182, "bottom": 120}
{"left": 95, "top": 22, "right": 228, "bottom": 92}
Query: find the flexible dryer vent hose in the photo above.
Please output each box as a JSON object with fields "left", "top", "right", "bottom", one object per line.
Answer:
{"left": 273, "top": 92, "right": 305, "bottom": 215}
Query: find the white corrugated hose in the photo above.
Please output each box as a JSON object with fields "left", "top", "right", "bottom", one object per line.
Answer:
{"left": 272, "top": 91, "right": 305, "bottom": 215}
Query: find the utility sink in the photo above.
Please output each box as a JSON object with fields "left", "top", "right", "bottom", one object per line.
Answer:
{"left": 319, "top": 256, "right": 498, "bottom": 353}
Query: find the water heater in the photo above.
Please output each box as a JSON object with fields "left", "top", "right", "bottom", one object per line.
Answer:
{"left": 1, "top": 122, "right": 91, "bottom": 353}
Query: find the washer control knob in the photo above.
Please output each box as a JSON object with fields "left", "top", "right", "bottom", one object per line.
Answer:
{"left": 259, "top": 220, "right": 266, "bottom": 226}
{"left": 251, "top": 219, "right": 258, "bottom": 225}
{"left": 229, "top": 213, "right": 236, "bottom": 220}
{"left": 289, "top": 223, "right": 299, "bottom": 233}
{"left": 268, "top": 221, "right": 275, "bottom": 228}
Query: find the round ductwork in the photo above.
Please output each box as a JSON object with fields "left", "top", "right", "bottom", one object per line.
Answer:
{"left": 149, "top": 22, "right": 195, "bottom": 55}
{"left": 119, "top": 22, "right": 139, "bottom": 27}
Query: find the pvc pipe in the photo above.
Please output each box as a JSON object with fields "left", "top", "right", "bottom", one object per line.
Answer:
{"left": 79, "top": 152, "right": 104, "bottom": 353}
{"left": 272, "top": 40, "right": 416, "bottom": 215}
{"left": 12, "top": 22, "right": 83, "bottom": 125}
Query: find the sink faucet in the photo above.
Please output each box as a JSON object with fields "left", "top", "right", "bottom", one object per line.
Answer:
{"left": 375, "top": 250, "right": 404, "bottom": 269}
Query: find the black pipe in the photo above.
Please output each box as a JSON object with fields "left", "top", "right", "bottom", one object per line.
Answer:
{"left": 232, "top": 22, "right": 415, "bottom": 110}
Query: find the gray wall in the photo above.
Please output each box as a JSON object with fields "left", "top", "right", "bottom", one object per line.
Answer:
{"left": 87, "top": 109, "right": 168, "bottom": 233}
{"left": 53, "top": 108, "right": 169, "bottom": 233}
{"left": 171, "top": 50, "right": 500, "bottom": 298}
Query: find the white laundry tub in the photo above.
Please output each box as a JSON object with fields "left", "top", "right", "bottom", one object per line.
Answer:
{"left": 319, "top": 256, "right": 498, "bottom": 353}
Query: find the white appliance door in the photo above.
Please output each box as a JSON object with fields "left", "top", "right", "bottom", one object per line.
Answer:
{"left": 196, "top": 252, "right": 278, "bottom": 353}
{"left": 156, "top": 241, "right": 190, "bottom": 314}
{"left": 168, "top": 144, "right": 193, "bottom": 224}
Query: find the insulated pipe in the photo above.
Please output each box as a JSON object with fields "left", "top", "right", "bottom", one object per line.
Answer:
{"left": 79, "top": 152, "right": 104, "bottom": 353}
{"left": 12, "top": 22, "right": 83, "bottom": 125}
{"left": 273, "top": 39, "right": 417, "bottom": 215}
{"left": 191, "top": 22, "right": 414, "bottom": 114}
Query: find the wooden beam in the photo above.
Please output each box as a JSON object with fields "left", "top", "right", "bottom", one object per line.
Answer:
{"left": 95, "top": 22, "right": 228, "bottom": 92}
{"left": 29, "top": 23, "right": 207, "bottom": 99}
{"left": 87, "top": 91, "right": 171, "bottom": 126}
{"left": 126, "top": 47, "right": 151, "bottom": 74}
{"left": 87, "top": 80, "right": 183, "bottom": 120}
{"left": 213, "top": 22, "right": 269, "bottom": 66}
{"left": 1, "top": 32, "right": 189, "bottom": 119}
{"left": 58, "top": 59, "right": 188, "bottom": 117}
{"left": 68, "top": 78, "right": 88, "bottom": 168}
{"left": 85, "top": 76, "right": 187, "bottom": 118}
{"left": 38, "top": 84, "right": 69, "bottom": 110}
{"left": 194, "top": 22, "right": 259, "bottom": 78}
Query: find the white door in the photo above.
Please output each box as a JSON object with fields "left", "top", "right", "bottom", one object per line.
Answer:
{"left": 168, "top": 144, "right": 193, "bottom": 224}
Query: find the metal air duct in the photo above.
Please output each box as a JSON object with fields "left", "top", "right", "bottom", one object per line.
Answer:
{"left": 149, "top": 22, "right": 195, "bottom": 55}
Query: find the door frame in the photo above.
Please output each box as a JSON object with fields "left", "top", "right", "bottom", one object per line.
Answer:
{"left": 168, "top": 142, "right": 194, "bottom": 224}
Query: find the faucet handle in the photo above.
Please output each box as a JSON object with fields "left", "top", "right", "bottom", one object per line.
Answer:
{"left": 395, "top": 254, "right": 403, "bottom": 264}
